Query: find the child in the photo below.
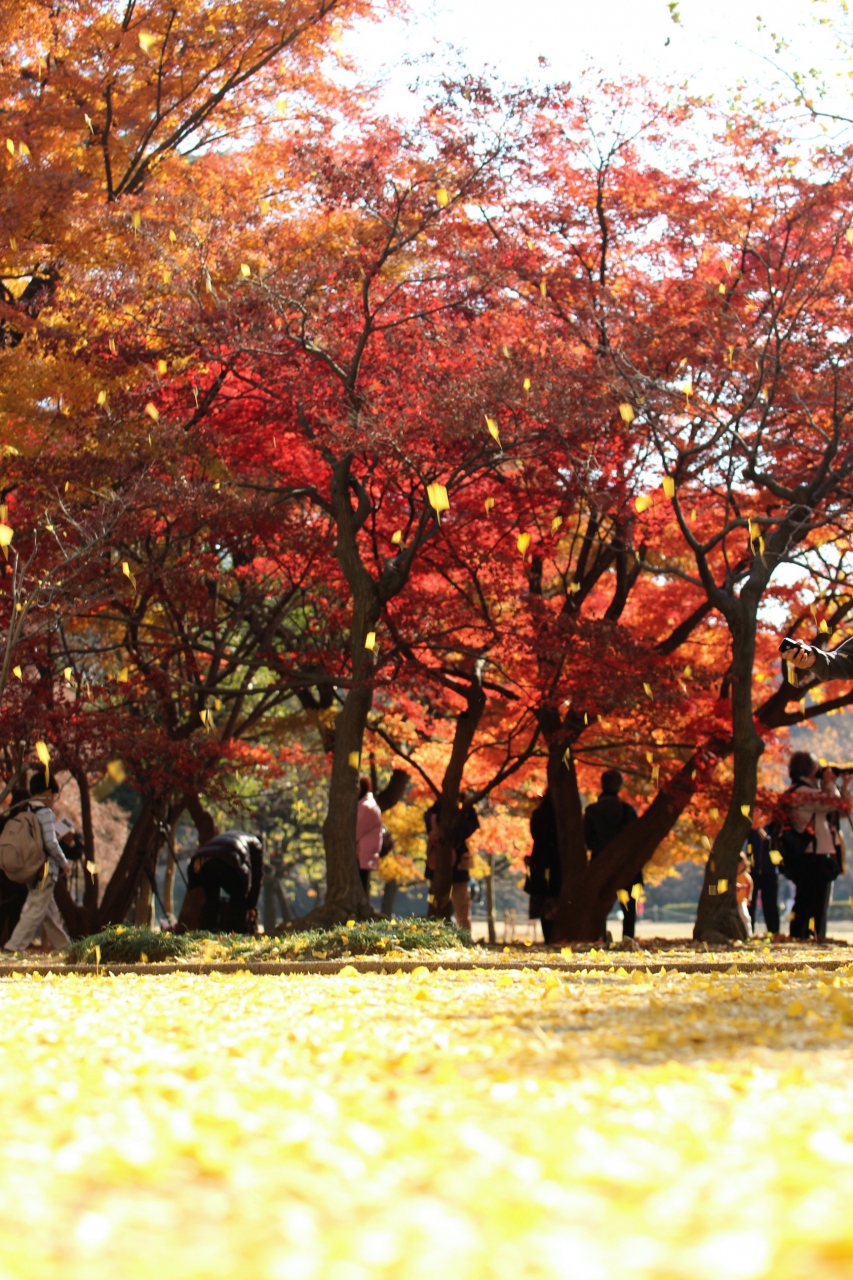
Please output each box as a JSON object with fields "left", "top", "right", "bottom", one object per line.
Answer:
{"left": 736, "top": 856, "right": 754, "bottom": 938}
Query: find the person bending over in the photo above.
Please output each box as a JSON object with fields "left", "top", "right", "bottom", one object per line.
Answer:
{"left": 178, "top": 831, "right": 263, "bottom": 933}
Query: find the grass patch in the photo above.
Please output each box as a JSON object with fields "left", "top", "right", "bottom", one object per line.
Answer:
{"left": 65, "top": 918, "right": 472, "bottom": 966}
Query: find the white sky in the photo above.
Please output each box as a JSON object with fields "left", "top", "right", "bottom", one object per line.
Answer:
{"left": 345, "top": 0, "right": 848, "bottom": 113}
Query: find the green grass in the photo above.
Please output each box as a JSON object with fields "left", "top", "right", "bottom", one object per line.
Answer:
{"left": 64, "top": 918, "right": 473, "bottom": 965}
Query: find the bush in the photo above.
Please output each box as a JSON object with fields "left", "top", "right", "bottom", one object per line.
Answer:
{"left": 65, "top": 918, "right": 473, "bottom": 965}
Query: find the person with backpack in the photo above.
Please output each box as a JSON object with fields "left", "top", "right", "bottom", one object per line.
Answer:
{"left": 773, "top": 752, "right": 850, "bottom": 940}
{"left": 177, "top": 830, "right": 263, "bottom": 933}
{"left": 583, "top": 769, "right": 640, "bottom": 939}
{"left": 1, "top": 770, "right": 71, "bottom": 953}
{"left": 524, "top": 790, "right": 562, "bottom": 943}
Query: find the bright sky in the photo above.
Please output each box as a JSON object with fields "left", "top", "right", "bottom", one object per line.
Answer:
{"left": 346, "top": 0, "right": 847, "bottom": 111}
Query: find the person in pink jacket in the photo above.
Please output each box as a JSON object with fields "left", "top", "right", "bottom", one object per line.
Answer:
{"left": 356, "top": 777, "right": 384, "bottom": 899}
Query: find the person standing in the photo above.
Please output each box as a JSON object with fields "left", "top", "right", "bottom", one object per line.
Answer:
{"left": 746, "top": 826, "right": 780, "bottom": 936}
{"left": 356, "top": 776, "right": 383, "bottom": 901}
{"left": 583, "top": 769, "right": 639, "bottom": 938}
{"left": 778, "top": 752, "right": 849, "bottom": 940}
{"left": 424, "top": 791, "right": 479, "bottom": 932}
{"left": 524, "top": 790, "right": 561, "bottom": 943}
{"left": 736, "top": 856, "right": 754, "bottom": 938}
{"left": 3, "top": 770, "right": 70, "bottom": 953}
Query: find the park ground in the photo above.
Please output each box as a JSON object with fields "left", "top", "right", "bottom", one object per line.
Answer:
{"left": 2, "top": 965, "right": 853, "bottom": 1279}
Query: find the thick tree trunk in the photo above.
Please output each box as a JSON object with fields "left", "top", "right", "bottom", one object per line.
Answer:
{"left": 315, "top": 575, "right": 379, "bottom": 924}
{"left": 553, "top": 750, "right": 704, "bottom": 941}
{"left": 98, "top": 798, "right": 166, "bottom": 926}
{"left": 380, "top": 879, "right": 397, "bottom": 916}
{"left": 429, "top": 665, "right": 487, "bottom": 920}
{"left": 694, "top": 607, "right": 762, "bottom": 943}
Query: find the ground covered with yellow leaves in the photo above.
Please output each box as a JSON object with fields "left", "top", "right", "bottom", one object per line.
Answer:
{"left": 3, "top": 966, "right": 853, "bottom": 1279}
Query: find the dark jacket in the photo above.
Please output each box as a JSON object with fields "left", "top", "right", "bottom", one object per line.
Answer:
{"left": 526, "top": 794, "right": 562, "bottom": 898}
{"left": 583, "top": 795, "right": 638, "bottom": 859}
{"left": 810, "top": 637, "right": 853, "bottom": 681}
{"left": 193, "top": 831, "right": 264, "bottom": 909}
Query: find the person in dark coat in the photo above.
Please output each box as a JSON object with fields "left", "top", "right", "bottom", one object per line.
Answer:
{"left": 178, "top": 831, "right": 263, "bottom": 933}
{"left": 583, "top": 769, "right": 640, "bottom": 938}
{"left": 746, "top": 826, "right": 780, "bottom": 935}
{"left": 524, "top": 790, "right": 562, "bottom": 943}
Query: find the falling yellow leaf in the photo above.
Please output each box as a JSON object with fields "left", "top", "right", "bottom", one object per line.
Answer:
{"left": 847, "top": 228, "right": 853, "bottom": 246}
{"left": 662, "top": 476, "right": 675, "bottom": 499}
{"left": 86, "top": 861, "right": 97, "bottom": 876}
{"left": 121, "top": 561, "right": 136, "bottom": 590}
{"left": 551, "top": 515, "right": 562, "bottom": 534}
{"left": 436, "top": 188, "right": 449, "bottom": 207}
{"left": 427, "top": 483, "right": 449, "bottom": 519}
{"left": 635, "top": 495, "right": 652, "bottom": 514}
{"left": 259, "top": 199, "right": 271, "bottom": 215}
{"left": 117, "top": 668, "right": 129, "bottom": 683}
{"left": 569, "top": 581, "right": 580, "bottom": 594}
{"left": 348, "top": 751, "right": 360, "bottom": 769}
{"left": 517, "top": 532, "right": 531, "bottom": 558}
{"left": 157, "top": 359, "right": 167, "bottom": 375}
{"left": 643, "top": 682, "right": 653, "bottom": 698}
{"left": 631, "top": 883, "right": 643, "bottom": 901}
{"left": 97, "top": 390, "right": 107, "bottom": 406}
{"left": 144, "top": 402, "right": 160, "bottom": 422}
{"left": 819, "top": 619, "right": 829, "bottom": 633}
{"left": 84, "top": 113, "right": 94, "bottom": 134}
{"left": 485, "top": 416, "right": 501, "bottom": 449}
{"left": 240, "top": 263, "right": 251, "bottom": 278}
{"left": 391, "top": 530, "right": 402, "bottom": 545}
{"left": 63, "top": 667, "right": 72, "bottom": 682}
{"left": 619, "top": 403, "right": 635, "bottom": 424}
{"left": 769, "top": 849, "right": 783, "bottom": 866}
{"left": 0, "top": 523, "right": 13, "bottom": 550}
{"left": 717, "top": 879, "right": 729, "bottom": 894}
{"left": 539, "top": 279, "right": 547, "bottom": 298}
{"left": 163, "top": 267, "right": 171, "bottom": 284}
{"left": 19, "top": 143, "right": 29, "bottom": 158}
{"left": 616, "top": 889, "right": 630, "bottom": 906}
{"left": 484, "top": 497, "right": 495, "bottom": 515}
{"left": 718, "top": 283, "right": 726, "bottom": 294}
{"left": 35, "top": 742, "right": 50, "bottom": 783}
{"left": 364, "top": 632, "right": 376, "bottom": 651}
{"left": 138, "top": 30, "right": 158, "bottom": 54}
{"left": 502, "top": 345, "right": 511, "bottom": 359}
{"left": 131, "top": 211, "right": 141, "bottom": 232}
{"left": 741, "top": 804, "right": 751, "bottom": 818}
{"left": 106, "top": 760, "right": 127, "bottom": 784}
{"left": 12, "top": 665, "right": 22, "bottom": 680}
{"left": 683, "top": 665, "right": 692, "bottom": 678}
{"left": 5, "top": 139, "right": 14, "bottom": 156}
{"left": 523, "top": 377, "right": 531, "bottom": 392}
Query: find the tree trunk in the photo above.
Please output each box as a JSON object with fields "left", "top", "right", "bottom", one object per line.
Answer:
{"left": 183, "top": 793, "right": 217, "bottom": 847}
{"left": 98, "top": 798, "right": 166, "bottom": 926}
{"left": 553, "top": 749, "right": 705, "bottom": 941}
{"left": 315, "top": 574, "right": 380, "bottom": 924}
{"left": 485, "top": 851, "right": 496, "bottom": 944}
{"left": 380, "top": 879, "right": 397, "bottom": 916}
{"left": 428, "top": 664, "right": 487, "bottom": 920}
{"left": 694, "top": 607, "right": 763, "bottom": 943}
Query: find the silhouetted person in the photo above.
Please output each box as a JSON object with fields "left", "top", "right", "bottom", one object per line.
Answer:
{"left": 178, "top": 831, "right": 263, "bottom": 933}
{"left": 525, "top": 790, "right": 561, "bottom": 943}
{"left": 746, "top": 827, "right": 780, "bottom": 935}
{"left": 584, "top": 769, "right": 639, "bottom": 938}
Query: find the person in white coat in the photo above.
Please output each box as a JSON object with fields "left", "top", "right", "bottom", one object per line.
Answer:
{"left": 356, "top": 776, "right": 383, "bottom": 900}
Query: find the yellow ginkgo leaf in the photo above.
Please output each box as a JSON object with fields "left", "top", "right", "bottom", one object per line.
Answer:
{"left": 364, "top": 632, "right": 376, "bottom": 651}
{"left": 819, "top": 619, "right": 830, "bottom": 633}
{"left": 117, "top": 668, "right": 129, "bottom": 683}
{"left": 63, "top": 667, "right": 72, "bottom": 682}
{"left": 259, "top": 199, "right": 271, "bottom": 215}
{"left": 97, "top": 390, "right": 107, "bottom": 406}
{"left": 18, "top": 143, "right": 29, "bottom": 158}
{"left": 163, "top": 269, "right": 172, "bottom": 284}
{"left": 523, "top": 377, "right": 531, "bottom": 392}
{"left": 502, "top": 345, "right": 511, "bottom": 359}
{"left": 484, "top": 497, "right": 495, "bottom": 515}
{"left": 485, "top": 415, "right": 501, "bottom": 449}
{"left": 0, "top": 523, "right": 13, "bottom": 548}
{"left": 12, "top": 665, "right": 22, "bottom": 680}
{"left": 635, "top": 495, "right": 652, "bottom": 514}
{"left": 618, "top": 403, "right": 635, "bottom": 424}
{"left": 769, "top": 849, "right": 783, "bottom": 866}
{"left": 391, "top": 530, "right": 402, "bottom": 545}
{"left": 683, "top": 665, "right": 692, "bottom": 678}
{"left": 847, "top": 227, "right": 853, "bottom": 246}
{"left": 5, "top": 139, "right": 14, "bottom": 156}
{"left": 157, "top": 359, "right": 167, "bottom": 375}
{"left": 717, "top": 879, "right": 729, "bottom": 894}
{"left": 138, "top": 30, "right": 158, "bottom": 54}
{"left": 84, "top": 113, "right": 94, "bottom": 134}
{"left": 436, "top": 188, "right": 449, "bottom": 207}
{"left": 35, "top": 741, "right": 50, "bottom": 774}
{"left": 240, "top": 263, "right": 251, "bottom": 278}
{"left": 631, "top": 883, "right": 643, "bottom": 901}
{"left": 517, "top": 532, "right": 531, "bottom": 558}
{"left": 643, "top": 682, "right": 653, "bottom": 698}
{"left": 616, "top": 889, "right": 630, "bottom": 906}
{"left": 569, "top": 581, "right": 580, "bottom": 594}
{"left": 718, "top": 283, "right": 726, "bottom": 294}
{"left": 551, "top": 515, "right": 562, "bottom": 534}
{"left": 740, "top": 804, "right": 750, "bottom": 818}
{"left": 86, "top": 861, "right": 98, "bottom": 876}
{"left": 427, "top": 483, "right": 449, "bottom": 518}
{"left": 121, "top": 561, "right": 136, "bottom": 590}
{"left": 348, "top": 751, "right": 360, "bottom": 769}
{"left": 539, "top": 279, "right": 547, "bottom": 298}
{"left": 106, "top": 760, "right": 126, "bottom": 784}
{"left": 662, "top": 476, "right": 675, "bottom": 499}
{"left": 144, "top": 402, "right": 159, "bottom": 422}
{"left": 169, "top": 229, "right": 177, "bottom": 243}
{"left": 131, "top": 211, "right": 141, "bottom": 232}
